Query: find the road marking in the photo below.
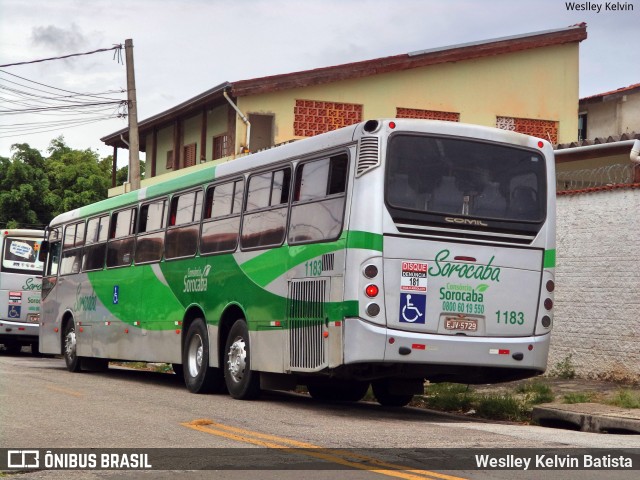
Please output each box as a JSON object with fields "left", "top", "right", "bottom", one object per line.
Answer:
{"left": 46, "top": 385, "right": 84, "bottom": 398}
{"left": 182, "top": 419, "right": 468, "bottom": 480}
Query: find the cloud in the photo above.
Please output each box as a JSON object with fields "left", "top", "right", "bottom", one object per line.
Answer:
{"left": 31, "top": 23, "right": 88, "bottom": 53}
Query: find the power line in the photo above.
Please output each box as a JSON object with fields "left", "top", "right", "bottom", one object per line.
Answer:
{"left": 0, "top": 45, "right": 123, "bottom": 68}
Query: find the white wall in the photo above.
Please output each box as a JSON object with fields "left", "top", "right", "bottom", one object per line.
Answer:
{"left": 550, "top": 189, "right": 640, "bottom": 382}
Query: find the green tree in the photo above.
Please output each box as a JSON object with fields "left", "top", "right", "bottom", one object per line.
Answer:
{"left": 45, "top": 136, "right": 111, "bottom": 217}
{"left": 0, "top": 144, "right": 54, "bottom": 229}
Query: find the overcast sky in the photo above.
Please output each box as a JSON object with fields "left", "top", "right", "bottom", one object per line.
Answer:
{"left": 1, "top": 0, "right": 638, "bottom": 162}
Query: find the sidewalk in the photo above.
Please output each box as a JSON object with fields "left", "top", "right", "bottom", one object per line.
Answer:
{"left": 472, "top": 376, "right": 640, "bottom": 434}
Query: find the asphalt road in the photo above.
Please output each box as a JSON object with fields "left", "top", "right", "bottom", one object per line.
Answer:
{"left": 1, "top": 352, "right": 638, "bottom": 479}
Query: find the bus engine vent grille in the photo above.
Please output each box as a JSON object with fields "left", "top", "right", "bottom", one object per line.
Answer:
{"left": 288, "top": 279, "right": 327, "bottom": 371}
{"left": 356, "top": 137, "right": 380, "bottom": 177}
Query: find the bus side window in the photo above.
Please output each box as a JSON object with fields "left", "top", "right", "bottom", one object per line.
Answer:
{"left": 60, "top": 221, "right": 85, "bottom": 275}
{"left": 201, "top": 179, "right": 243, "bottom": 255}
{"left": 241, "top": 168, "right": 290, "bottom": 249}
{"left": 83, "top": 214, "right": 109, "bottom": 271}
{"left": 45, "top": 227, "right": 62, "bottom": 277}
{"left": 106, "top": 208, "right": 137, "bottom": 268}
{"left": 165, "top": 190, "right": 202, "bottom": 260}
{"left": 135, "top": 198, "right": 167, "bottom": 264}
{"left": 289, "top": 154, "right": 348, "bottom": 245}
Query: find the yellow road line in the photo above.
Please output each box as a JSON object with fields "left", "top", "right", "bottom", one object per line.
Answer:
{"left": 182, "top": 419, "right": 468, "bottom": 480}
{"left": 45, "top": 385, "right": 84, "bottom": 398}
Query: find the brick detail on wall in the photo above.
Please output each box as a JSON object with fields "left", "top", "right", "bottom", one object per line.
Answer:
{"left": 396, "top": 108, "right": 460, "bottom": 122}
{"left": 496, "top": 116, "right": 558, "bottom": 144}
{"left": 294, "top": 99, "right": 363, "bottom": 137}
{"left": 551, "top": 190, "right": 640, "bottom": 382}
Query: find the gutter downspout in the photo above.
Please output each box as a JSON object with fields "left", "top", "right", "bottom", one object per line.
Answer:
{"left": 631, "top": 139, "right": 640, "bottom": 164}
{"left": 223, "top": 90, "right": 251, "bottom": 153}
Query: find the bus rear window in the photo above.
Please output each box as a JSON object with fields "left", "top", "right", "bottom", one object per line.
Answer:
{"left": 2, "top": 237, "right": 44, "bottom": 275}
{"left": 386, "top": 135, "right": 546, "bottom": 223}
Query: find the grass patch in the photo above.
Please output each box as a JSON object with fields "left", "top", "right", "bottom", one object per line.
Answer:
{"left": 423, "top": 383, "right": 475, "bottom": 412}
{"left": 563, "top": 392, "right": 595, "bottom": 404}
{"left": 418, "top": 381, "right": 556, "bottom": 423}
{"left": 608, "top": 389, "right": 640, "bottom": 409}
{"left": 549, "top": 354, "right": 576, "bottom": 379}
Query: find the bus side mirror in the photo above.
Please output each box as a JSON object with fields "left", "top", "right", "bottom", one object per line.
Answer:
{"left": 38, "top": 241, "right": 49, "bottom": 262}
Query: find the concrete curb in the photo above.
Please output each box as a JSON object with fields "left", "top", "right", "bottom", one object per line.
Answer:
{"left": 532, "top": 402, "right": 640, "bottom": 434}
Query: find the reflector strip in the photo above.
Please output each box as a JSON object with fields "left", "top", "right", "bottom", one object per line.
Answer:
{"left": 270, "top": 321, "right": 281, "bottom": 327}
{"left": 105, "top": 321, "right": 111, "bottom": 326}
{"left": 412, "top": 344, "right": 426, "bottom": 350}
{"left": 334, "top": 321, "right": 342, "bottom": 327}
{"left": 489, "top": 349, "right": 510, "bottom": 355}
{"left": 134, "top": 321, "right": 140, "bottom": 326}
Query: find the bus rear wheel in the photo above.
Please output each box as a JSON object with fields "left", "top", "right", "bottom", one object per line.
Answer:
{"left": 224, "top": 319, "right": 260, "bottom": 400}
{"left": 63, "top": 321, "right": 82, "bottom": 372}
{"left": 372, "top": 380, "right": 414, "bottom": 407}
{"left": 183, "top": 318, "right": 223, "bottom": 394}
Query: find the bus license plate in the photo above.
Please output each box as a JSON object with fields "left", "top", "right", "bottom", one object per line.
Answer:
{"left": 445, "top": 318, "right": 477, "bottom": 331}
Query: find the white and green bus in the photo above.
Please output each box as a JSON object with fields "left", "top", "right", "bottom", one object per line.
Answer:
{"left": 39, "top": 119, "right": 555, "bottom": 406}
{"left": 0, "top": 229, "right": 44, "bottom": 355}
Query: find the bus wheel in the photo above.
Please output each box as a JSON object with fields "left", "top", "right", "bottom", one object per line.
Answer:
{"left": 307, "top": 380, "right": 369, "bottom": 402}
{"left": 224, "top": 319, "right": 260, "bottom": 400}
{"left": 2, "top": 341, "right": 21, "bottom": 355}
{"left": 63, "top": 322, "right": 82, "bottom": 372}
{"left": 372, "top": 380, "right": 414, "bottom": 407}
{"left": 183, "top": 318, "right": 223, "bottom": 394}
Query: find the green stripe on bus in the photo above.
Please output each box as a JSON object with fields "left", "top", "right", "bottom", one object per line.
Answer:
{"left": 239, "top": 230, "right": 383, "bottom": 288}
{"left": 544, "top": 249, "right": 556, "bottom": 268}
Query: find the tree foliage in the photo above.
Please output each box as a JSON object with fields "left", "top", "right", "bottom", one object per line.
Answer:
{"left": 0, "top": 136, "right": 133, "bottom": 229}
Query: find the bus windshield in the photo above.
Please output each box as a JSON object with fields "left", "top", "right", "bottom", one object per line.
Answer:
{"left": 386, "top": 134, "right": 547, "bottom": 223}
{"left": 2, "top": 237, "right": 43, "bottom": 275}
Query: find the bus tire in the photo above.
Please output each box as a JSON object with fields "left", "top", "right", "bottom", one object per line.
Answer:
{"left": 183, "top": 318, "right": 223, "bottom": 394}
{"left": 2, "top": 341, "right": 21, "bottom": 355}
{"left": 224, "top": 319, "right": 260, "bottom": 400}
{"left": 372, "top": 380, "right": 414, "bottom": 407}
{"left": 63, "top": 321, "right": 82, "bottom": 372}
{"left": 307, "top": 380, "right": 369, "bottom": 402}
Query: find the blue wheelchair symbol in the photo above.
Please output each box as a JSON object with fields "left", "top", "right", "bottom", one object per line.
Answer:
{"left": 399, "top": 293, "right": 426, "bottom": 324}
{"left": 8, "top": 305, "right": 21, "bottom": 319}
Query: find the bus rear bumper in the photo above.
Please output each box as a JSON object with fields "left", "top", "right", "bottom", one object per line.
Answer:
{"left": 344, "top": 317, "right": 549, "bottom": 382}
{"left": 0, "top": 320, "right": 39, "bottom": 344}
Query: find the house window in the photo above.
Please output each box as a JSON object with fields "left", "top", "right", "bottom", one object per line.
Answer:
{"left": 396, "top": 108, "right": 460, "bottom": 122}
{"left": 184, "top": 143, "right": 197, "bottom": 168}
{"left": 166, "top": 150, "right": 174, "bottom": 169}
{"left": 578, "top": 113, "right": 588, "bottom": 140}
{"left": 213, "top": 134, "right": 229, "bottom": 160}
{"left": 496, "top": 116, "right": 559, "bottom": 144}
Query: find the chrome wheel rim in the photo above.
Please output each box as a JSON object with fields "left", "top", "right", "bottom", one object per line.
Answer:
{"left": 227, "top": 336, "right": 247, "bottom": 383}
{"left": 187, "top": 333, "right": 204, "bottom": 378}
{"left": 65, "top": 328, "right": 76, "bottom": 361}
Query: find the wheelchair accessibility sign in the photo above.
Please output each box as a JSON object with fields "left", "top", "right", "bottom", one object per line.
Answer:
{"left": 399, "top": 293, "right": 426, "bottom": 324}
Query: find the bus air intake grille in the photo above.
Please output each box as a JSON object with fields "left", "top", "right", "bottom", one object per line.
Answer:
{"left": 357, "top": 137, "right": 380, "bottom": 177}
{"left": 288, "top": 279, "right": 327, "bottom": 371}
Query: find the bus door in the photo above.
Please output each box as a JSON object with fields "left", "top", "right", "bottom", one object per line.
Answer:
{"left": 40, "top": 229, "right": 63, "bottom": 354}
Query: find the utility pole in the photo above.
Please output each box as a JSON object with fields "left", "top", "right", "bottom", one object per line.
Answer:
{"left": 125, "top": 39, "right": 140, "bottom": 190}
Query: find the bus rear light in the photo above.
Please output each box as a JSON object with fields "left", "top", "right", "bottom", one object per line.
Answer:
{"left": 366, "top": 303, "right": 380, "bottom": 317}
{"left": 541, "top": 316, "right": 552, "bottom": 328}
{"left": 528, "top": 344, "right": 534, "bottom": 351}
{"left": 388, "top": 337, "right": 395, "bottom": 344}
{"left": 322, "top": 331, "right": 329, "bottom": 338}
{"left": 544, "top": 298, "right": 553, "bottom": 310}
{"left": 389, "top": 121, "right": 396, "bottom": 129}
{"left": 365, "top": 284, "right": 379, "bottom": 298}
{"left": 363, "top": 264, "right": 378, "bottom": 279}
{"left": 538, "top": 141, "right": 544, "bottom": 148}
{"left": 546, "top": 280, "right": 555, "bottom": 292}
